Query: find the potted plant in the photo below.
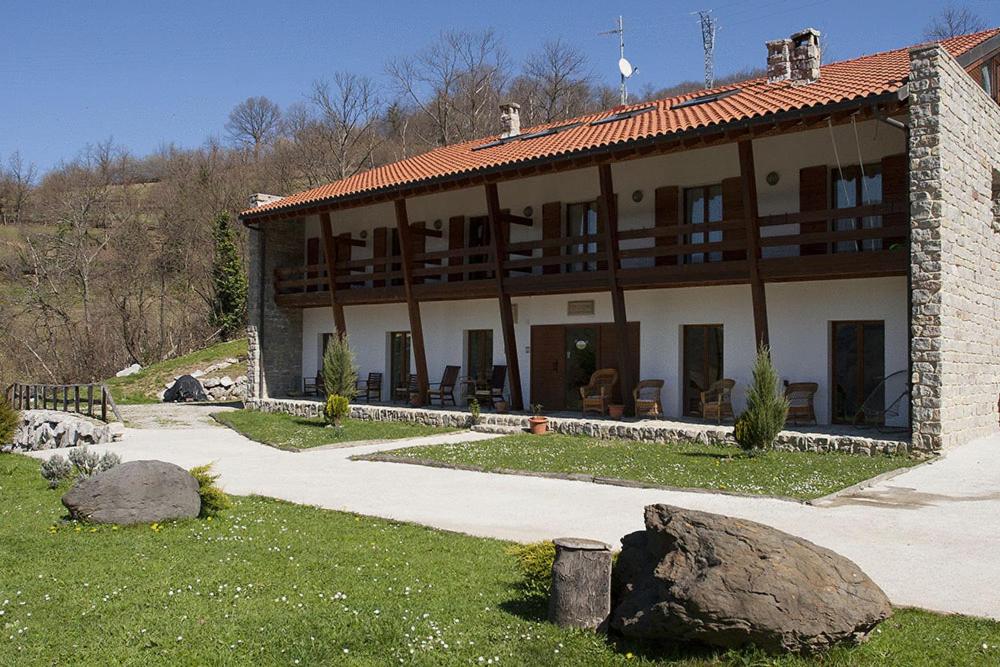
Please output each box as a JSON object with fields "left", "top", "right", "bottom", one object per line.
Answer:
{"left": 528, "top": 404, "right": 548, "bottom": 435}
{"left": 608, "top": 403, "right": 625, "bottom": 420}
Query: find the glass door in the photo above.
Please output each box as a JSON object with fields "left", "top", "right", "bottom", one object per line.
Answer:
{"left": 388, "top": 331, "right": 411, "bottom": 399}
{"left": 831, "top": 321, "right": 885, "bottom": 424}
{"left": 683, "top": 325, "right": 724, "bottom": 416}
{"left": 564, "top": 326, "right": 598, "bottom": 410}
{"left": 466, "top": 330, "right": 493, "bottom": 387}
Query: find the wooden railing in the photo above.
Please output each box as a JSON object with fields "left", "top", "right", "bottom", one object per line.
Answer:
{"left": 5, "top": 383, "right": 123, "bottom": 423}
{"left": 272, "top": 200, "right": 907, "bottom": 301}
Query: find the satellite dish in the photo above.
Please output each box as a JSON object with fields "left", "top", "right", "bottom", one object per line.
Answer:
{"left": 618, "top": 57, "right": 634, "bottom": 78}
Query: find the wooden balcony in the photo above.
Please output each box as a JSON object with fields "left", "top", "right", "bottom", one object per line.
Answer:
{"left": 272, "top": 201, "right": 908, "bottom": 308}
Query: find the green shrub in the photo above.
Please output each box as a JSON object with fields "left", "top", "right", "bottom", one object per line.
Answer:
{"left": 0, "top": 396, "right": 19, "bottom": 447}
{"left": 321, "top": 333, "right": 358, "bottom": 401}
{"left": 40, "top": 454, "right": 73, "bottom": 488}
{"left": 210, "top": 212, "right": 248, "bottom": 340}
{"left": 40, "top": 449, "right": 120, "bottom": 488}
{"left": 505, "top": 541, "right": 555, "bottom": 600}
{"left": 190, "top": 463, "right": 231, "bottom": 518}
{"left": 733, "top": 346, "right": 789, "bottom": 455}
{"left": 468, "top": 398, "right": 481, "bottom": 426}
{"left": 324, "top": 394, "right": 350, "bottom": 427}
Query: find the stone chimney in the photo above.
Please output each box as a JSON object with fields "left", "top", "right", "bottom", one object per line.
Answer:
{"left": 766, "top": 38, "right": 792, "bottom": 83}
{"left": 249, "top": 193, "right": 282, "bottom": 208}
{"left": 499, "top": 102, "right": 521, "bottom": 138}
{"left": 790, "top": 28, "right": 821, "bottom": 84}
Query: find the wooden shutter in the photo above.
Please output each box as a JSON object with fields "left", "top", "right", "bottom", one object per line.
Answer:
{"left": 654, "top": 186, "right": 679, "bottom": 266}
{"left": 411, "top": 221, "right": 426, "bottom": 284}
{"left": 541, "top": 201, "right": 561, "bottom": 275}
{"left": 530, "top": 325, "right": 566, "bottom": 410}
{"left": 448, "top": 215, "right": 465, "bottom": 282}
{"left": 881, "top": 153, "right": 907, "bottom": 250}
{"left": 799, "top": 165, "right": 829, "bottom": 255}
{"left": 372, "top": 227, "right": 387, "bottom": 287}
{"left": 721, "top": 177, "right": 746, "bottom": 262}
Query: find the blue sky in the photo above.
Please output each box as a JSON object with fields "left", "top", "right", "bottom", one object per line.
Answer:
{"left": 3, "top": 1, "right": 998, "bottom": 173}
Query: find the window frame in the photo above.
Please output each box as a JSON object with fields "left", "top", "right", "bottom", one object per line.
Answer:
{"left": 831, "top": 163, "right": 883, "bottom": 254}
{"left": 682, "top": 184, "right": 723, "bottom": 264}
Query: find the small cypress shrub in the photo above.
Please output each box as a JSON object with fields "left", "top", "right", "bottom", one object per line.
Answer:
{"left": 189, "top": 464, "right": 231, "bottom": 518}
{"left": 321, "top": 333, "right": 358, "bottom": 401}
{"left": 733, "top": 346, "right": 789, "bottom": 455}
{"left": 324, "top": 394, "right": 350, "bottom": 427}
{"left": 0, "top": 396, "right": 19, "bottom": 447}
{"left": 210, "top": 212, "right": 248, "bottom": 340}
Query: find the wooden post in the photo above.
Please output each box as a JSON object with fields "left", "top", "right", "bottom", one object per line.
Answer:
{"left": 74, "top": 386, "right": 80, "bottom": 414}
{"left": 86, "top": 385, "right": 94, "bottom": 417}
{"left": 484, "top": 182, "right": 525, "bottom": 411}
{"left": 101, "top": 387, "right": 108, "bottom": 422}
{"left": 63, "top": 386, "right": 68, "bottom": 412}
{"left": 548, "top": 537, "right": 613, "bottom": 630}
{"left": 319, "top": 211, "right": 348, "bottom": 336}
{"left": 393, "top": 199, "right": 430, "bottom": 405}
{"left": 597, "top": 163, "right": 636, "bottom": 415}
{"left": 738, "top": 139, "right": 770, "bottom": 350}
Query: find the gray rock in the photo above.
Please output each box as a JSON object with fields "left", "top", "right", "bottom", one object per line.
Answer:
{"left": 62, "top": 460, "right": 201, "bottom": 525}
{"left": 202, "top": 377, "right": 221, "bottom": 389}
{"left": 190, "top": 369, "right": 205, "bottom": 379}
{"left": 611, "top": 505, "right": 892, "bottom": 654}
{"left": 115, "top": 363, "right": 142, "bottom": 377}
{"left": 219, "top": 376, "right": 234, "bottom": 388}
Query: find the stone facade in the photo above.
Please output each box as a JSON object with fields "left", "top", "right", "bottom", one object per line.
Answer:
{"left": 245, "top": 398, "right": 910, "bottom": 456}
{"left": 908, "top": 45, "right": 1000, "bottom": 450}
{"left": 246, "top": 218, "right": 304, "bottom": 399}
{"left": 5, "top": 410, "right": 124, "bottom": 452}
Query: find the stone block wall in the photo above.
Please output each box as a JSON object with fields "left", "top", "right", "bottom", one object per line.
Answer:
{"left": 246, "top": 218, "right": 304, "bottom": 399}
{"left": 5, "top": 410, "right": 124, "bottom": 452}
{"left": 909, "top": 44, "right": 1000, "bottom": 449}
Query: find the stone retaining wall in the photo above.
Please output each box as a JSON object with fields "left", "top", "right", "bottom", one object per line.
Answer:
{"left": 245, "top": 398, "right": 910, "bottom": 456}
{"left": 5, "top": 410, "right": 124, "bottom": 452}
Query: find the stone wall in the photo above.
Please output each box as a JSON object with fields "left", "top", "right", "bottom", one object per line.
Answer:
{"left": 5, "top": 410, "right": 124, "bottom": 452}
{"left": 246, "top": 218, "right": 304, "bottom": 399}
{"left": 245, "top": 398, "right": 910, "bottom": 456}
{"left": 909, "top": 44, "right": 1000, "bottom": 450}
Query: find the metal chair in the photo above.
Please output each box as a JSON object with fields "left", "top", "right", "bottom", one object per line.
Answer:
{"left": 580, "top": 369, "right": 619, "bottom": 416}
{"left": 784, "top": 382, "right": 818, "bottom": 425}
{"left": 356, "top": 372, "right": 383, "bottom": 402}
{"left": 700, "top": 379, "right": 735, "bottom": 423}
{"left": 633, "top": 379, "right": 664, "bottom": 418}
{"left": 427, "top": 365, "right": 461, "bottom": 406}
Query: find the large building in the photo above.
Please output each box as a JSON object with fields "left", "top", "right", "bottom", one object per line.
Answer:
{"left": 239, "top": 29, "right": 1000, "bottom": 451}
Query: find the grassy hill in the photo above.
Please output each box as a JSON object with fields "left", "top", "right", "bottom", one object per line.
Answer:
{"left": 103, "top": 339, "right": 247, "bottom": 404}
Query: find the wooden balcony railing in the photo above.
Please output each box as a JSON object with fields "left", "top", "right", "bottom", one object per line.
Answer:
{"left": 272, "top": 200, "right": 908, "bottom": 306}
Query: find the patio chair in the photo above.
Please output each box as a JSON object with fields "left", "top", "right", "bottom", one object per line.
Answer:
{"left": 700, "top": 378, "right": 735, "bottom": 424}
{"left": 355, "top": 372, "right": 383, "bottom": 403}
{"left": 633, "top": 379, "right": 664, "bottom": 418}
{"left": 580, "top": 368, "right": 619, "bottom": 416}
{"left": 393, "top": 374, "right": 418, "bottom": 403}
{"left": 427, "top": 365, "right": 461, "bottom": 406}
{"left": 474, "top": 365, "right": 507, "bottom": 408}
{"left": 303, "top": 374, "right": 322, "bottom": 397}
{"left": 784, "top": 382, "right": 818, "bottom": 425}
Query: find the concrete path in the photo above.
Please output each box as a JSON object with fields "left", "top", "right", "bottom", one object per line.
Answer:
{"left": 24, "top": 410, "right": 1000, "bottom": 621}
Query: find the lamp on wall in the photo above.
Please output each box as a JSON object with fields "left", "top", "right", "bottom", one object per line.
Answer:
{"left": 631, "top": 189, "right": 644, "bottom": 203}
{"left": 433, "top": 219, "right": 443, "bottom": 230}
{"left": 523, "top": 206, "right": 533, "bottom": 218}
{"left": 766, "top": 171, "right": 780, "bottom": 186}
{"left": 359, "top": 230, "right": 368, "bottom": 239}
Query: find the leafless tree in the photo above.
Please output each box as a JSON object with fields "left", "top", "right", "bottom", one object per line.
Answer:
{"left": 0, "top": 152, "right": 37, "bottom": 225}
{"left": 310, "top": 73, "right": 384, "bottom": 179}
{"left": 924, "top": 5, "right": 987, "bottom": 40}
{"left": 510, "top": 39, "right": 595, "bottom": 126}
{"left": 225, "top": 96, "right": 282, "bottom": 159}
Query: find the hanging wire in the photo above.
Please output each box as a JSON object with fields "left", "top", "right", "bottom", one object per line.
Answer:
{"left": 828, "top": 117, "right": 853, "bottom": 253}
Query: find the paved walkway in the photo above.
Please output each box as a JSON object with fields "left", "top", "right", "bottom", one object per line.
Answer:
{"left": 24, "top": 409, "right": 1000, "bottom": 621}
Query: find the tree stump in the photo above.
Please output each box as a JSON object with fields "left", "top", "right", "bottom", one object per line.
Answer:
{"left": 548, "top": 537, "right": 612, "bottom": 631}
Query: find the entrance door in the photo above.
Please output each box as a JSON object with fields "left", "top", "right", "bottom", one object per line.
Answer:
{"left": 682, "top": 325, "right": 724, "bottom": 416}
{"left": 831, "top": 321, "right": 885, "bottom": 424}
{"left": 466, "top": 329, "right": 493, "bottom": 386}
{"left": 388, "top": 331, "right": 412, "bottom": 398}
{"left": 564, "top": 326, "right": 598, "bottom": 410}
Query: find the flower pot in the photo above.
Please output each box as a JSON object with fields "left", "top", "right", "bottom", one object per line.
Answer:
{"left": 608, "top": 404, "right": 625, "bottom": 420}
{"left": 528, "top": 416, "right": 548, "bottom": 435}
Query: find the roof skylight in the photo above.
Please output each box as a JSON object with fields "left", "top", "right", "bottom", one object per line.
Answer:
{"left": 472, "top": 121, "right": 584, "bottom": 151}
{"left": 589, "top": 105, "right": 656, "bottom": 126}
{"left": 671, "top": 88, "right": 740, "bottom": 110}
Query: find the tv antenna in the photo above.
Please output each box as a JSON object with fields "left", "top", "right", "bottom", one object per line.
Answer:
{"left": 600, "top": 15, "right": 637, "bottom": 105}
{"left": 696, "top": 10, "right": 718, "bottom": 89}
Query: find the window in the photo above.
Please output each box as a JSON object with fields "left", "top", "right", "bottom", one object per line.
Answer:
{"left": 982, "top": 63, "right": 993, "bottom": 98}
{"left": 565, "top": 201, "right": 599, "bottom": 272}
{"left": 466, "top": 330, "right": 493, "bottom": 386}
{"left": 832, "top": 164, "right": 882, "bottom": 253}
{"left": 467, "top": 216, "right": 491, "bottom": 280}
{"left": 683, "top": 185, "right": 723, "bottom": 264}
{"left": 683, "top": 324, "right": 723, "bottom": 417}
{"left": 831, "top": 321, "right": 885, "bottom": 425}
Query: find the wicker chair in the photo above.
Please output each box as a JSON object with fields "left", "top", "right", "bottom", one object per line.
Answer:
{"left": 580, "top": 369, "right": 619, "bottom": 416}
{"left": 427, "top": 365, "right": 461, "bottom": 406}
{"left": 355, "top": 372, "right": 383, "bottom": 402}
{"left": 633, "top": 379, "right": 664, "bottom": 418}
{"left": 784, "top": 382, "right": 818, "bottom": 425}
{"left": 700, "top": 379, "right": 736, "bottom": 423}
{"left": 474, "top": 365, "right": 507, "bottom": 408}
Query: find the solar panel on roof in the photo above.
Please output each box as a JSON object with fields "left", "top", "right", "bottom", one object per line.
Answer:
{"left": 589, "top": 105, "right": 656, "bottom": 126}
{"left": 671, "top": 88, "right": 740, "bottom": 110}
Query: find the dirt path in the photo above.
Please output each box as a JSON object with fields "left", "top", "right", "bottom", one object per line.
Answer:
{"left": 117, "top": 402, "right": 240, "bottom": 429}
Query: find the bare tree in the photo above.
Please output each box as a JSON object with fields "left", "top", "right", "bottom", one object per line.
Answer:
{"left": 924, "top": 5, "right": 986, "bottom": 40}
{"left": 511, "top": 39, "right": 595, "bottom": 126}
{"left": 310, "top": 73, "right": 384, "bottom": 180}
{"left": 225, "top": 96, "right": 282, "bottom": 159}
{"left": 0, "top": 152, "right": 37, "bottom": 225}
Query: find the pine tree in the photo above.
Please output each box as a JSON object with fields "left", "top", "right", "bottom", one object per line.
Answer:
{"left": 321, "top": 333, "right": 358, "bottom": 401}
{"left": 733, "top": 346, "right": 789, "bottom": 454}
{"left": 210, "top": 212, "right": 248, "bottom": 340}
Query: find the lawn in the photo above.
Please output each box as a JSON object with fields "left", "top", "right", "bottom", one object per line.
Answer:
{"left": 1, "top": 454, "right": 999, "bottom": 666}
{"left": 373, "top": 434, "right": 921, "bottom": 500}
{"left": 214, "top": 409, "right": 457, "bottom": 450}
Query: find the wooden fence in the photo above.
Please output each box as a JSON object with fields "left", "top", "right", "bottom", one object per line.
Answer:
{"left": 5, "top": 383, "right": 123, "bottom": 423}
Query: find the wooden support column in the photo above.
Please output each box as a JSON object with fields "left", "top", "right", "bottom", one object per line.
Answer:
{"left": 393, "top": 199, "right": 430, "bottom": 405}
{"left": 484, "top": 182, "right": 525, "bottom": 411}
{"left": 319, "top": 211, "right": 348, "bottom": 336}
{"left": 738, "top": 139, "right": 769, "bottom": 350}
{"left": 597, "top": 163, "right": 636, "bottom": 415}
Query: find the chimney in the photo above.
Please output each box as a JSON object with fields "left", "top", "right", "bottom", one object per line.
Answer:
{"left": 789, "top": 28, "right": 821, "bottom": 84}
{"left": 766, "top": 38, "right": 792, "bottom": 83}
{"left": 499, "top": 102, "right": 521, "bottom": 138}
{"left": 249, "top": 193, "right": 282, "bottom": 208}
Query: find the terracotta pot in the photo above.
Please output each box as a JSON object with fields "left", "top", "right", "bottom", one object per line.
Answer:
{"left": 528, "top": 416, "right": 548, "bottom": 435}
{"left": 608, "top": 404, "right": 625, "bottom": 420}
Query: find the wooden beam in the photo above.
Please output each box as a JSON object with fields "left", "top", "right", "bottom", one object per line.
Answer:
{"left": 410, "top": 226, "right": 444, "bottom": 238}
{"left": 319, "top": 211, "right": 347, "bottom": 335}
{"left": 484, "top": 183, "right": 525, "bottom": 411}
{"left": 499, "top": 212, "right": 533, "bottom": 227}
{"left": 738, "top": 139, "right": 769, "bottom": 349}
{"left": 597, "top": 162, "right": 636, "bottom": 416}
{"left": 393, "top": 199, "right": 430, "bottom": 405}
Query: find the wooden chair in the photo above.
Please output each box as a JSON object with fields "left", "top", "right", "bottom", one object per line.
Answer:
{"left": 427, "top": 365, "right": 461, "bottom": 406}
{"left": 633, "top": 379, "right": 664, "bottom": 418}
{"left": 393, "top": 374, "right": 418, "bottom": 403}
{"left": 474, "top": 365, "right": 507, "bottom": 408}
{"left": 784, "top": 382, "right": 818, "bottom": 425}
{"left": 700, "top": 379, "right": 735, "bottom": 423}
{"left": 580, "top": 369, "right": 619, "bottom": 416}
{"left": 303, "top": 374, "right": 322, "bottom": 397}
{"left": 356, "top": 372, "right": 383, "bottom": 402}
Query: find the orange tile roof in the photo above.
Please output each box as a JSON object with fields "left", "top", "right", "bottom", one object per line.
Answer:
{"left": 241, "top": 29, "right": 999, "bottom": 220}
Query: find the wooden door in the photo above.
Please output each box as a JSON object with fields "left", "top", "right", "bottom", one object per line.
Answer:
{"left": 682, "top": 324, "right": 723, "bottom": 416}
{"left": 530, "top": 325, "right": 566, "bottom": 411}
{"left": 831, "top": 321, "right": 885, "bottom": 424}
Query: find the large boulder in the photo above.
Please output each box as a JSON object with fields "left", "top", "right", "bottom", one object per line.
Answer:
{"left": 611, "top": 505, "right": 892, "bottom": 654}
{"left": 163, "top": 375, "right": 208, "bottom": 402}
{"left": 62, "top": 460, "right": 201, "bottom": 525}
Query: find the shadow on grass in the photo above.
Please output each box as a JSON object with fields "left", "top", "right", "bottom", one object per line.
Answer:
{"left": 677, "top": 450, "right": 735, "bottom": 461}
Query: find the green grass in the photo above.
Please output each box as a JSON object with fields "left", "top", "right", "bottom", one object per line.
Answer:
{"left": 103, "top": 339, "right": 247, "bottom": 404}
{"left": 2, "top": 455, "right": 999, "bottom": 665}
{"left": 214, "top": 409, "right": 457, "bottom": 450}
{"left": 377, "top": 434, "right": 921, "bottom": 500}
